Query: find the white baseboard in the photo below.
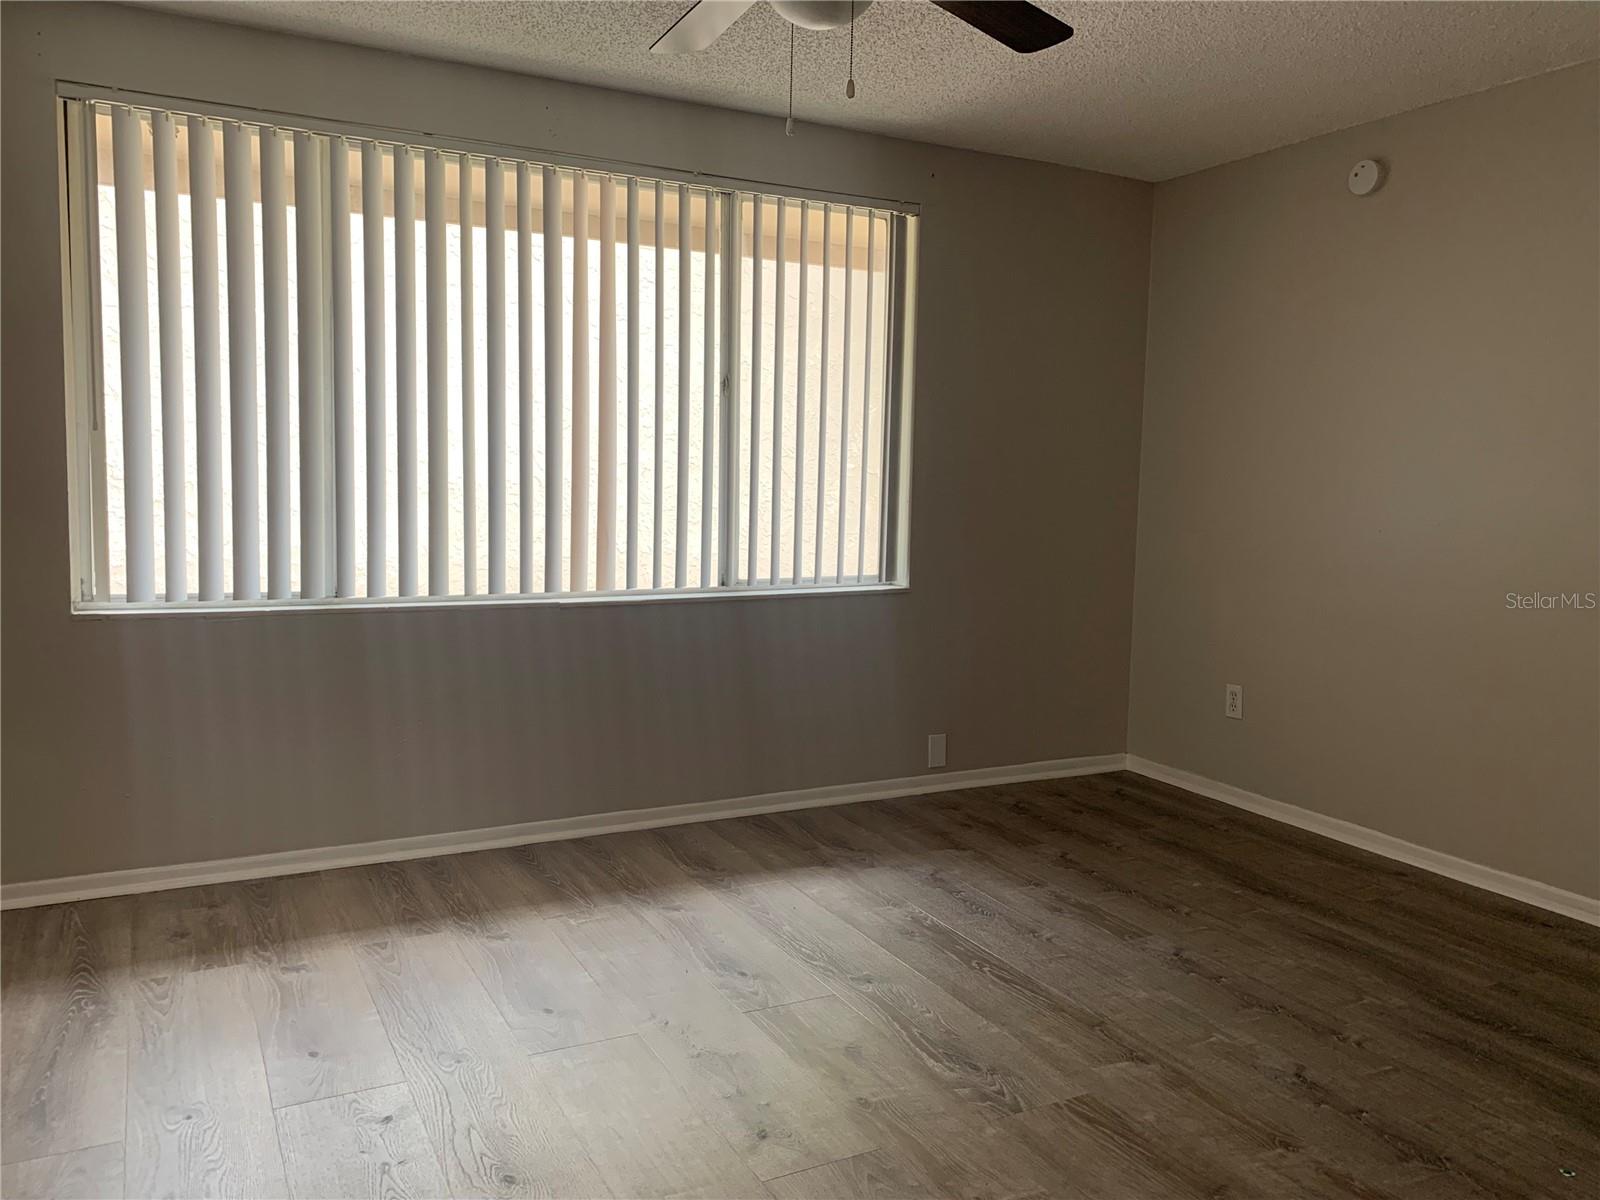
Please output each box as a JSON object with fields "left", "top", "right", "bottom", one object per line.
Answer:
{"left": 0, "top": 753, "right": 1128, "bottom": 910}
{"left": 1125, "top": 756, "right": 1600, "bottom": 928}
{"left": 16, "top": 752, "right": 1592, "bottom": 927}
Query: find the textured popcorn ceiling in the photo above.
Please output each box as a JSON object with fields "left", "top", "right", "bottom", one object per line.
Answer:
{"left": 141, "top": 1, "right": 1599, "bottom": 180}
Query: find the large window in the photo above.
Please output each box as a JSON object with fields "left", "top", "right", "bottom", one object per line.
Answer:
{"left": 60, "top": 93, "right": 916, "bottom": 609}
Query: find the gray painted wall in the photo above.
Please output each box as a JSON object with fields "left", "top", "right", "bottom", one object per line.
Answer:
{"left": 1129, "top": 64, "right": 1600, "bottom": 900}
{"left": 11, "top": 8, "right": 1590, "bottom": 904}
{"left": 1, "top": 3, "right": 1152, "bottom": 881}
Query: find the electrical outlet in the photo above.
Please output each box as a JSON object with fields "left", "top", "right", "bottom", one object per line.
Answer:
{"left": 927, "top": 733, "right": 947, "bottom": 769}
{"left": 1225, "top": 684, "right": 1243, "bottom": 720}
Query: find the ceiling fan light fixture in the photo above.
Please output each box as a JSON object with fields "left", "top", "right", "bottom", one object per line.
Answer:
{"left": 651, "top": 0, "right": 1070, "bottom": 58}
{"left": 769, "top": 0, "right": 870, "bottom": 32}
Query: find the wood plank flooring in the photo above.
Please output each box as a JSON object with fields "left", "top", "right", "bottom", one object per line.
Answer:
{"left": 3, "top": 771, "right": 1596, "bottom": 1199}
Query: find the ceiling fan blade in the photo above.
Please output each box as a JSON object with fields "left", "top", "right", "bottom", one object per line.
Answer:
{"left": 651, "top": 1, "right": 757, "bottom": 53}
{"left": 929, "top": 1, "right": 1073, "bottom": 53}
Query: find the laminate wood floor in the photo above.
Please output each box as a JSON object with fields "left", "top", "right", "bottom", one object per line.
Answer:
{"left": 3, "top": 771, "right": 1596, "bottom": 1199}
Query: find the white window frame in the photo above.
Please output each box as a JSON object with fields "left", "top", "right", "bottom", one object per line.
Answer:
{"left": 57, "top": 82, "right": 919, "bottom": 615}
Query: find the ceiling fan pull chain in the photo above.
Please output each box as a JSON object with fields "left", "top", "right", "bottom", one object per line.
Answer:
{"left": 846, "top": 2, "right": 856, "bottom": 98}
{"left": 786, "top": 23, "right": 796, "bottom": 135}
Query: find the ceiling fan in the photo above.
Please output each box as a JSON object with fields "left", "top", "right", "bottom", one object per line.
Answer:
{"left": 652, "top": 0, "right": 1074, "bottom": 56}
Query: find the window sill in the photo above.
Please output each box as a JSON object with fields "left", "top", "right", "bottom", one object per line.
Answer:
{"left": 70, "top": 581, "right": 910, "bottom": 619}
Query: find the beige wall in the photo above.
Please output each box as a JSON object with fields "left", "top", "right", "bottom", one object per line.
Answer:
{"left": 1129, "top": 64, "right": 1600, "bottom": 899}
{"left": 1, "top": 4, "right": 1152, "bottom": 881}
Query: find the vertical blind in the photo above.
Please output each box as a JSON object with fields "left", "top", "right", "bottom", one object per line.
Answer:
{"left": 66, "top": 98, "right": 913, "bottom": 606}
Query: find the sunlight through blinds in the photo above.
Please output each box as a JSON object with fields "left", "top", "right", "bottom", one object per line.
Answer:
{"left": 67, "top": 98, "right": 911, "bottom": 608}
